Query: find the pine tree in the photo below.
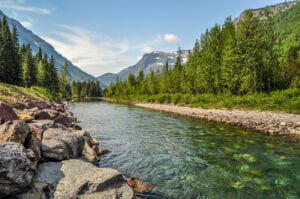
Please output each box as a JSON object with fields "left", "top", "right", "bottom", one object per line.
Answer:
{"left": 59, "top": 60, "right": 69, "bottom": 98}
{"left": 221, "top": 17, "right": 240, "bottom": 94}
{"left": 36, "top": 60, "right": 46, "bottom": 86}
{"left": 48, "top": 55, "right": 59, "bottom": 94}
{"left": 11, "top": 26, "right": 22, "bottom": 85}
{"left": 236, "top": 11, "right": 261, "bottom": 94}
{"left": 258, "top": 9, "right": 279, "bottom": 92}
{"left": 21, "top": 44, "right": 35, "bottom": 87}
{"left": 0, "top": 17, "right": 14, "bottom": 84}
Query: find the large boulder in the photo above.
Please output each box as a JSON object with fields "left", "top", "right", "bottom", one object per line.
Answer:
{"left": 0, "top": 142, "right": 36, "bottom": 196}
{"left": 34, "top": 110, "right": 51, "bottom": 120}
{"left": 13, "top": 102, "right": 26, "bottom": 110}
{"left": 28, "top": 123, "right": 44, "bottom": 141}
{"left": 53, "top": 103, "right": 65, "bottom": 112}
{"left": 72, "top": 130, "right": 100, "bottom": 164}
{"left": 0, "top": 102, "right": 18, "bottom": 123}
{"left": 24, "top": 132, "right": 42, "bottom": 166}
{"left": 54, "top": 113, "right": 76, "bottom": 128}
{"left": 35, "top": 159, "right": 134, "bottom": 199}
{"left": 26, "top": 100, "right": 52, "bottom": 110}
{"left": 31, "top": 120, "right": 68, "bottom": 131}
{"left": 0, "top": 120, "right": 30, "bottom": 143}
{"left": 41, "top": 128, "right": 85, "bottom": 161}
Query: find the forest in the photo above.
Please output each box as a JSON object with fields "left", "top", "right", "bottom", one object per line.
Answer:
{"left": 0, "top": 16, "right": 102, "bottom": 99}
{"left": 105, "top": 7, "right": 300, "bottom": 112}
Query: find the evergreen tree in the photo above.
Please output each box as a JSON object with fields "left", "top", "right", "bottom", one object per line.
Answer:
{"left": 36, "top": 60, "right": 46, "bottom": 86}
{"left": 11, "top": 26, "right": 22, "bottom": 85}
{"left": 236, "top": 11, "right": 261, "bottom": 94}
{"left": 59, "top": 60, "right": 70, "bottom": 98}
{"left": 221, "top": 17, "right": 240, "bottom": 94}
{"left": 21, "top": 44, "right": 35, "bottom": 87}
{"left": 48, "top": 55, "right": 59, "bottom": 94}
{"left": 0, "top": 17, "right": 14, "bottom": 84}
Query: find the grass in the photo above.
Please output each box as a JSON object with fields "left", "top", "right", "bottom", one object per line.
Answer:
{"left": 0, "top": 82, "right": 56, "bottom": 104}
{"left": 107, "top": 89, "right": 300, "bottom": 114}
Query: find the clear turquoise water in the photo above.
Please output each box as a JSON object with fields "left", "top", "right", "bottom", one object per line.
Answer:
{"left": 69, "top": 101, "right": 300, "bottom": 199}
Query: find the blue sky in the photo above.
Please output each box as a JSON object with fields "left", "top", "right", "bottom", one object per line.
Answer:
{"left": 0, "top": 0, "right": 287, "bottom": 76}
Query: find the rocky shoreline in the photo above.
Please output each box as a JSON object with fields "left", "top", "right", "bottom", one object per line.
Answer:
{"left": 135, "top": 103, "right": 300, "bottom": 136}
{"left": 0, "top": 100, "right": 135, "bottom": 198}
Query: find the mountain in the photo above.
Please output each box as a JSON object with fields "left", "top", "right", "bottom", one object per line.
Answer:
{"left": 0, "top": 10, "right": 97, "bottom": 82}
{"left": 234, "top": 0, "right": 298, "bottom": 24}
{"left": 235, "top": 0, "right": 300, "bottom": 59}
{"left": 98, "top": 50, "right": 189, "bottom": 87}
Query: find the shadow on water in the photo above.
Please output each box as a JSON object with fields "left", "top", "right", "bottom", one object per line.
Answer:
{"left": 72, "top": 97, "right": 102, "bottom": 103}
{"left": 69, "top": 101, "right": 300, "bottom": 199}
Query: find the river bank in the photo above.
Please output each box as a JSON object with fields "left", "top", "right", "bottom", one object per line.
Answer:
{"left": 0, "top": 83, "right": 136, "bottom": 198}
{"left": 135, "top": 103, "right": 300, "bottom": 136}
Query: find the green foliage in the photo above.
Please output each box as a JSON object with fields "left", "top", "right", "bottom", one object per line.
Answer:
{"left": 71, "top": 80, "right": 102, "bottom": 98}
{"left": 0, "top": 19, "right": 82, "bottom": 100}
{"left": 59, "top": 61, "right": 71, "bottom": 98}
{"left": 0, "top": 17, "right": 21, "bottom": 85}
{"left": 105, "top": 3, "right": 300, "bottom": 113}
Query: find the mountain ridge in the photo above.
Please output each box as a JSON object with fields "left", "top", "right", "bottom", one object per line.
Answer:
{"left": 97, "top": 50, "right": 189, "bottom": 87}
{"left": 0, "top": 10, "right": 98, "bottom": 82}
{"left": 98, "top": 1, "right": 299, "bottom": 88}
{"left": 234, "top": 0, "right": 298, "bottom": 24}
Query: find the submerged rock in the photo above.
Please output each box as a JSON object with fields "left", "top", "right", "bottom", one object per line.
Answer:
{"left": 0, "top": 142, "right": 36, "bottom": 196}
{"left": 99, "top": 148, "right": 111, "bottom": 156}
{"left": 35, "top": 159, "right": 134, "bottom": 199}
{"left": 41, "top": 128, "right": 85, "bottom": 161}
{"left": 127, "top": 178, "right": 153, "bottom": 194}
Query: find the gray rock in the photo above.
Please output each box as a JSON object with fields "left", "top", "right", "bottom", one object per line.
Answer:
{"left": 26, "top": 100, "right": 52, "bottom": 110}
{"left": 54, "top": 113, "right": 75, "bottom": 128}
{"left": 0, "top": 142, "right": 36, "bottom": 196}
{"left": 31, "top": 120, "right": 68, "bottom": 131}
{"left": 35, "top": 159, "right": 134, "bottom": 199}
{"left": 16, "top": 182, "right": 49, "bottom": 199}
{"left": 41, "top": 128, "right": 85, "bottom": 161}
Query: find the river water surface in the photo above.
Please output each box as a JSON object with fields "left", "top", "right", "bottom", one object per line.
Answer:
{"left": 69, "top": 101, "right": 300, "bottom": 199}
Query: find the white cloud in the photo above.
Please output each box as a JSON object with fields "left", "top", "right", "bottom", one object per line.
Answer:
{"left": 0, "top": 0, "right": 52, "bottom": 15}
{"left": 141, "top": 46, "right": 154, "bottom": 53}
{"left": 20, "top": 20, "right": 33, "bottom": 28}
{"left": 163, "top": 33, "right": 180, "bottom": 44}
{"left": 42, "top": 25, "right": 131, "bottom": 76}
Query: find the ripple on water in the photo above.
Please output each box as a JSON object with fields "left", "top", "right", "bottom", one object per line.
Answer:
{"left": 69, "top": 102, "right": 300, "bottom": 199}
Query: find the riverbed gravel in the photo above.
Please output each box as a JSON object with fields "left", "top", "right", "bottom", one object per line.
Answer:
{"left": 135, "top": 103, "right": 300, "bottom": 136}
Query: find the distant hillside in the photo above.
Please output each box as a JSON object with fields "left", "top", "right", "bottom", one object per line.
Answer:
{"left": 98, "top": 50, "right": 189, "bottom": 87}
{"left": 235, "top": 0, "right": 298, "bottom": 24}
{"left": 0, "top": 10, "right": 97, "bottom": 82}
{"left": 234, "top": 1, "right": 300, "bottom": 60}
{"left": 272, "top": 1, "right": 300, "bottom": 60}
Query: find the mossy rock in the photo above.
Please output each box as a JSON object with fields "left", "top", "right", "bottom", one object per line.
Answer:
{"left": 18, "top": 114, "right": 34, "bottom": 123}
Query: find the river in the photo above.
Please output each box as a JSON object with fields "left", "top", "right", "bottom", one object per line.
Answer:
{"left": 69, "top": 101, "right": 300, "bottom": 199}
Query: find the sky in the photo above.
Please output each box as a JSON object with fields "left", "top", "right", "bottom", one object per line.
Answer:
{"left": 0, "top": 0, "right": 287, "bottom": 77}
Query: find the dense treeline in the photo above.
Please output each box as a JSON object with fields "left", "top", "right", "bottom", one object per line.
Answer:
{"left": 71, "top": 81, "right": 102, "bottom": 98}
{"left": 106, "top": 9, "right": 300, "bottom": 99}
{"left": 0, "top": 16, "right": 102, "bottom": 99}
